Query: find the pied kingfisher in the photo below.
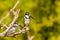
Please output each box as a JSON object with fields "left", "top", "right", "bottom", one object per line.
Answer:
{"left": 24, "top": 12, "right": 33, "bottom": 27}
{"left": 7, "top": 22, "right": 22, "bottom": 35}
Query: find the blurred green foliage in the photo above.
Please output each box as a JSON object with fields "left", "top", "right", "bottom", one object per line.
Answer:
{"left": 0, "top": 0, "right": 60, "bottom": 40}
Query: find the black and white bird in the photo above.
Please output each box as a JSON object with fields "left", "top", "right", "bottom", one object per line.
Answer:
{"left": 7, "top": 22, "right": 22, "bottom": 35}
{"left": 24, "top": 12, "right": 33, "bottom": 27}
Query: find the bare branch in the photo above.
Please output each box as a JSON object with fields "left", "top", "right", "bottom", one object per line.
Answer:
{"left": 0, "top": 0, "right": 20, "bottom": 24}
{"left": 6, "top": 26, "right": 34, "bottom": 40}
{"left": 6, "top": 27, "right": 29, "bottom": 37}
{"left": 0, "top": 0, "right": 20, "bottom": 37}
{"left": 12, "top": 0, "right": 20, "bottom": 10}
{"left": 0, "top": 9, "right": 20, "bottom": 37}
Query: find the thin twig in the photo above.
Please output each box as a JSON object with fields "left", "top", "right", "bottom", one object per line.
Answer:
{"left": 0, "top": 0, "right": 20, "bottom": 24}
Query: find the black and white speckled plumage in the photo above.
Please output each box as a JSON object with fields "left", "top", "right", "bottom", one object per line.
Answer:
{"left": 24, "top": 12, "right": 31, "bottom": 26}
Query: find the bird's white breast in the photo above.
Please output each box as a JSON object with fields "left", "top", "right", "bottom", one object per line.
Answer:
{"left": 24, "top": 15, "right": 30, "bottom": 24}
{"left": 9, "top": 27, "right": 16, "bottom": 32}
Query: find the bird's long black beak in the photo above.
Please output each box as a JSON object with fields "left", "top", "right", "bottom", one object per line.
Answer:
{"left": 30, "top": 16, "right": 34, "bottom": 19}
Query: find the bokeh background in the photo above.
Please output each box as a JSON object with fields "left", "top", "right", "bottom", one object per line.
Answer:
{"left": 0, "top": 0, "right": 60, "bottom": 40}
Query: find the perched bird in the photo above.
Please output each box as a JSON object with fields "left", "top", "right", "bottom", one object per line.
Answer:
{"left": 7, "top": 22, "right": 22, "bottom": 35}
{"left": 24, "top": 12, "right": 33, "bottom": 27}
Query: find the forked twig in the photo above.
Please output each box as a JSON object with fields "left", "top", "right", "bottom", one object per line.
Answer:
{"left": 0, "top": 0, "right": 20, "bottom": 24}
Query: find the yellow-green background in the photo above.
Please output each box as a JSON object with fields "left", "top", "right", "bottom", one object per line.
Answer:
{"left": 0, "top": 0, "right": 60, "bottom": 40}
